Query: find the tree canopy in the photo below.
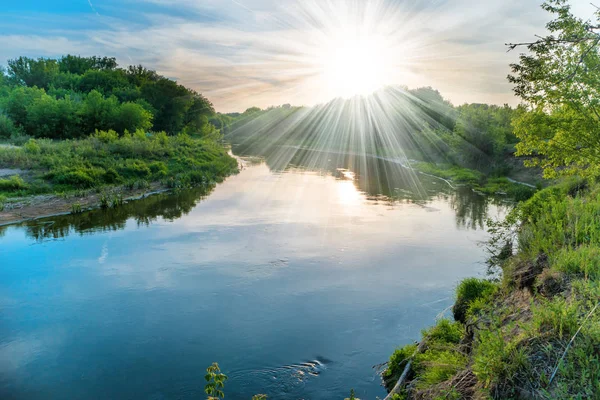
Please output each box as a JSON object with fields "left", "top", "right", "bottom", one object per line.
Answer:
{"left": 0, "top": 55, "right": 215, "bottom": 139}
{"left": 509, "top": 0, "right": 600, "bottom": 178}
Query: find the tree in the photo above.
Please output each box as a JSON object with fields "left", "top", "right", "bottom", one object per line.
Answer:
{"left": 25, "top": 94, "right": 82, "bottom": 139}
{"left": 7, "top": 57, "right": 59, "bottom": 89}
{"left": 5, "top": 86, "right": 46, "bottom": 127}
{"left": 58, "top": 55, "right": 118, "bottom": 75}
{"left": 114, "top": 102, "right": 153, "bottom": 134}
{"left": 78, "top": 90, "right": 120, "bottom": 135}
{"left": 508, "top": 0, "right": 600, "bottom": 178}
{"left": 452, "top": 104, "right": 515, "bottom": 169}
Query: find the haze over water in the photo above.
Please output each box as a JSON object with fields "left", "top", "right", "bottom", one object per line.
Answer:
{"left": 0, "top": 149, "right": 507, "bottom": 399}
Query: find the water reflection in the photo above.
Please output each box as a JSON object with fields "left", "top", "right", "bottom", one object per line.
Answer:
{"left": 6, "top": 146, "right": 510, "bottom": 242}
{"left": 15, "top": 187, "right": 211, "bottom": 242}
{"left": 234, "top": 144, "right": 508, "bottom": 230}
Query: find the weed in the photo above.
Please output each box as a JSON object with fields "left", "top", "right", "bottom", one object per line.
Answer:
{"left": 71, "top": 203, "right": 83, "bottom": 214}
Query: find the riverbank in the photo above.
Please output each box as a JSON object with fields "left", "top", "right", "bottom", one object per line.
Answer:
{"left": 383, "top": 179, "right": 600, "bottom": 399}
{"left": 412, "top": 162, "right": 540, "bottom": 201}
{"left": 0, "top": 132, "right": 239, "bottom": 225}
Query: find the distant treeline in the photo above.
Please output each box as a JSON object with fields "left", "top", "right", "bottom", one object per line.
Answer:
{"left": 0, "top": 55, "right": 230, "bottom": 140}
{"left": 226, "top": 87, "right": 520, "bottom": 173}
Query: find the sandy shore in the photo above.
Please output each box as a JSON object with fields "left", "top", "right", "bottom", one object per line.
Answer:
{"left": 0, "top": 183, "right": 169, "bottom": 226}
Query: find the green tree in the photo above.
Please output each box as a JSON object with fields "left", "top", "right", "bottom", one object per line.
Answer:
{"left": 25, "top": 94, "right": 82, "bottom": 138}
{"left": 78, "top": 90, "right": 120, "bottom": 135}
{"left": 7, "top": 57, "right": 59, "bottom": 89}
{"left": 452, "top": 104, "right": 514, "bottom": 169}
{"left": 5, "top": 86, "right": 46, "bottom": 127}
{"left": 58, "top": 55, "right": 117, "bottom": 75}
{"left": 78, "top": 69, "right": 130, "bottom": 95}
{"left": 114, "top": 102, "right": 153, "bottom": 133}
{"left": 508, "top": 0, "right": 600, "bottom": 178}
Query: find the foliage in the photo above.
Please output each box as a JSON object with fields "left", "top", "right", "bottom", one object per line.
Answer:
{"left": 0, "top": 131, "right": 237, "bottom": 198}
{"left": 452, "top": 104, "right": 516, "bottom": 169}
{"left": 344, "top": 389, "right": 360, "bottom": 400}
{"left": 0, "top": 175, "right": 28, "bottom": 191}
{"left": 453, "top": 278, "right": 498, "bottom": 323}
{"left": 1, "top": 55, "right": 217, "bottom": 139}
{"left": 204, "top": 363, "right": 227, "bottom": 400}
{"left": 509, "top": 0, "right": 600, "bottom": 179}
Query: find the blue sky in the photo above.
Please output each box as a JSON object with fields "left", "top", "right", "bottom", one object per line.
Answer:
{"left": 0, "top": 0, "right": 596, "bottom": 112}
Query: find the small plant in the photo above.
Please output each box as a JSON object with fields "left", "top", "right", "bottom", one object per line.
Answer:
{"left": 23, "top": 138, "right": 41, "bottom": 154}
{"left": 110, "top": 194, "right": 124, "bottom": 208}
{"left": 71, "top": 203, "right": 82, "bottom": 214}
{"left": 345, "top": 389, "right": 360, "bottom": 400}
{"left": 204, "top": 362, "right": 227, "bottom": 400}
{"left": 99, "top": 193, "right": 109, "bottom": 209}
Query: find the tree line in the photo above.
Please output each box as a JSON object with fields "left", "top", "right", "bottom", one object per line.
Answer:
{"left": 0, "top": 55, "right": 222, "bottom": 140}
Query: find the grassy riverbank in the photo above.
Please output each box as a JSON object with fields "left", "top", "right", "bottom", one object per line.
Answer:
{"left": 413, "top": 162, "right": 539, "bottom": 202}
{"left": 383, "top": 179, "right": 600, "bottom": 399}
{"left": 0, "top": 131, "right": 238, "bottom": 222}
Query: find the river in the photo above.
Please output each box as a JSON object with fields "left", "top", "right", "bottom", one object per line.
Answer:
{"left": 0, "top": 148, "right": 508, "bottom": 399}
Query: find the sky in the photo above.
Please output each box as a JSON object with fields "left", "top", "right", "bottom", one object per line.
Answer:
{"left": 0, "top": 0, "right": 596, "bottom": 113}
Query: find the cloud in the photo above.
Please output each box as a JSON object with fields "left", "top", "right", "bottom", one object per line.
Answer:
{"left": 0, "top": 0, "right": 595, "bottom": 112}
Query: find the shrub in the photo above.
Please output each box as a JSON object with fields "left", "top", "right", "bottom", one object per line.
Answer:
{"left": 0, "top": 175, "right": 28, "bottom": 191}
{"left": 23, "top": 138, "right": 41, "bottom": 154}
{"left": 148, "top": 161, "right": 168, "bottom": 177}
{"left": 453, "top": 278, "right": 497, "bottom": 323}
{"left": 119, "top": 159, "right": 151, "bottom": 179}
{"left": 384, "top": 343, "right": 418, "bottom": 385}
{"left": 103, "top": 168, "right": 122, "bottom": 184}
{"left": 425, "top": 319, "right": 463, "bottom": 344}
{"left": 48, "top": 168, "right": 99, "bottom": 188}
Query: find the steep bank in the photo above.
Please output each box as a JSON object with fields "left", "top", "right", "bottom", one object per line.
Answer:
{"left": 383, "top": 179, "right": 600, "bottom": 399}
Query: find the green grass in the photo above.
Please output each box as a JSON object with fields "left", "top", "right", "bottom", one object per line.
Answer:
{"left": 0, "top": 130, "right": 238, "bottom": 199}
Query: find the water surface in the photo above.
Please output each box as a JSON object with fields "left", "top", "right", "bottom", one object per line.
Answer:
{"left": 0, "top": 150, "right": 507, "bottom": 399}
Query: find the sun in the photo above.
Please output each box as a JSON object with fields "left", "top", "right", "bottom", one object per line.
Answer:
{"left": 321, "top": 36, "right": 386, "bottom": 98}
{"left": 318, "top": 29, "right": 395, "bottom": 99}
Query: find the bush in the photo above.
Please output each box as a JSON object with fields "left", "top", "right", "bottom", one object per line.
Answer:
{"left": 48, "top": 168, "right": 100, "bottom": 188}
{"left": 103, "top": 168, "right": 122, "bottom": 184}
{"left": 384, "top": 343, "right": 418, "bottom": 385}
{"left": 425, "top": 319, "right": 463, "bottom": 344}
{"left": 0, "top": 114, "right": 21, "bottom": 138}
{"left": 0, "top": 175, "right": 28, "bottom": 191}
{"left": 119, "top": 159, "right": 151, "bottom": 179}
{"left": 453, "top": 278, "right": 497, "bottom": 323}
{"left": 23, "top": 138, "right": 41, "bottom": 154}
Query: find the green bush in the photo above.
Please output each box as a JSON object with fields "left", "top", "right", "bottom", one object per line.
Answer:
{"left": 424, "top": 319, "right": 463, "bottom": 344}
{"left": 119, "top": 159, "right": 151, "bottom": 179}
{"left": 48, "top": 168, "right": 100, "bottom": 188}
{"left": 103, "top": 168, "right": 122, "bottom": 184}
{"left": 384, "top": 343, "right": 418, "bottom": 384}
{"left": 0, "top": 175, "right": 28, "bottom": 191}
{"left": 23, "top": 138, "right": 41, "bottom": 154}
{"left": 453, "top": 278, "right": 497, "bottom": 323}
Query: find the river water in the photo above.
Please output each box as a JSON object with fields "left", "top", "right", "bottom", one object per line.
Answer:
{"left": 0, "top": 148, "right": 507, "bottom": 399}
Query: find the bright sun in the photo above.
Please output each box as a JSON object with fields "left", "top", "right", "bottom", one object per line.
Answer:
{"left": 320, "top": 33, "right": 393, "bottom": 99}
